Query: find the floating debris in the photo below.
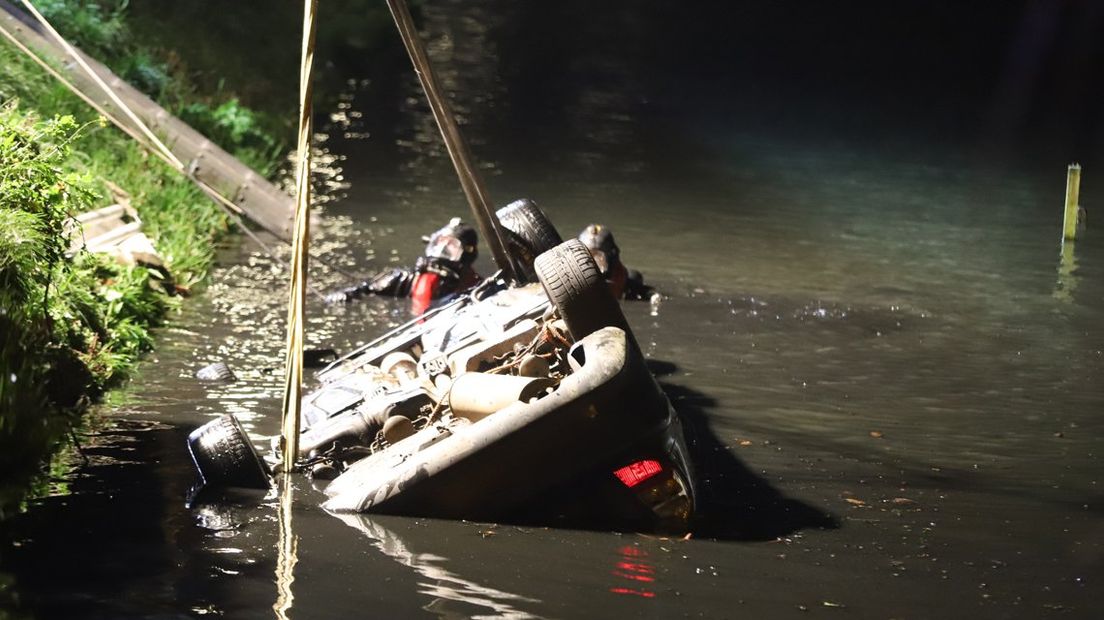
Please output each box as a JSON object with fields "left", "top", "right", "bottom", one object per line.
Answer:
{"left": 195, "top": 362, "right": 237, "bottom": 382}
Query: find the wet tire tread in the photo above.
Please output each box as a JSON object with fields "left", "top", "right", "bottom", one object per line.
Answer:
{"left": 497, "top": 200, "right": 562, "bottom": 256}
{"left": 535, "top": 239, "right": 628, "bottom": 340}
{"left": 189, "top": 414, "right": 270, "bottom": 489}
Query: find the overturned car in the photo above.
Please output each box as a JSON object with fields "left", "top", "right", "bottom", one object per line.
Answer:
{"left": 188, "top": 203, "right": 696, "bottom": 533}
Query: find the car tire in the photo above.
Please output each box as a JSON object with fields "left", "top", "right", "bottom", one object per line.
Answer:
{"left": 195, "top": 362, "right": 236, "bottom": 381}
{"left": 497, "top": 199, "right": 562, "bottom": 282}
{"left": 535, "top": 239, "right": 630, "bottom": 341}
{"left": 187, "top": 414, "right": 271, "bottom": 489}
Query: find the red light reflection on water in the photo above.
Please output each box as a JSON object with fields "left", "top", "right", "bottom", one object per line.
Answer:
{"left": 609, "top": 545, "right": 657, "bottom": 598}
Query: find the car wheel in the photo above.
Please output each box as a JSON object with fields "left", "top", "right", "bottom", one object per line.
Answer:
{"left": 187, "top": 414, "right": 271, "bottom": 489}
{"left": 195, "top": 362, "right": 236, "bottom": 381}
{"left": 497, "top": 198, "right": 562, "bottom": 282}
{"left": 534, "top": 239, "right": 629, "bottom": 341}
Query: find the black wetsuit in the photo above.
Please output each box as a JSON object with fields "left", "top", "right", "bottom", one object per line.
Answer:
{"left": 326, "top": 257, "right": 478, "bottom": 311}
{"left": 326, "top": 266, "right": 416, "bottom": 303}
{"left": 623, "top": 268, "right": 655, "bottom": 301}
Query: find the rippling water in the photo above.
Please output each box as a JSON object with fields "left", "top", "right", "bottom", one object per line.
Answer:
{"left": 2, "top": 1, "right": 1102, "bottom": 618}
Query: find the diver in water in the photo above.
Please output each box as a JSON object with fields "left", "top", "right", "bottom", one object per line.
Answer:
{"left": 326, "top": 217, "right": 480, "bottom": 314}
{"left": 577, "top": 224, "right": 656, "bottom": 301}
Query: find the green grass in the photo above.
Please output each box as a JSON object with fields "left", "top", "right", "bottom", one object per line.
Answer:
{"left": 35, "top": 0, "right": 290, "bottom": 173}
{"left": 0, "top": 102, "right": 195, "bottom": 514}
{"left": 0, "top": 1, "right": 286, "bottom": 517}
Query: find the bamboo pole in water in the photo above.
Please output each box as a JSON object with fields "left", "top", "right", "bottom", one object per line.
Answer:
{"left": 385, "top": 0, "right": 518, "bottom": 282}
{"left": 280, "top": 0, "right": 319, "bottom": 470}
{"left": 1063, "top": 163, "right": 1082, "bottom": 241}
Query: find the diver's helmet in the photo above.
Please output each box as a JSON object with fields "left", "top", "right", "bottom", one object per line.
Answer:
{"left": 578, "top": 223, "right": 620, "bottom": 275}
{"left": 424, "top": 217, "right": 479, "bottom": 267}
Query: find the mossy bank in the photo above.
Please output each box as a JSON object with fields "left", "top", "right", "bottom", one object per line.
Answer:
{"left": 0, "top": 0, "right": 287, "bottom": 516}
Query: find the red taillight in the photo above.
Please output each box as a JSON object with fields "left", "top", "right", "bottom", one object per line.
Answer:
{"left": 613, "top": 460, "right": 663, "bottom": 488}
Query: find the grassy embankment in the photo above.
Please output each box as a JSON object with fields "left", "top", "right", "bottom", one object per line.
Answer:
{"left": 0, "top": 0, "right": 289, "bottom": 515}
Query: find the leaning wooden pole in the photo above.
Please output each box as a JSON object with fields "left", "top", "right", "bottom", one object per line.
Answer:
{"left": 385, "top": 0, "right": 517, "bottom": 282}
{"left": 0, "top": 0, "right": 294, "bottom": 240}
{"left": 280, "top": 0, "right": 319, "bottom": 470}
{"left": 19, "top": 0, "right": 183, "bottom": 168}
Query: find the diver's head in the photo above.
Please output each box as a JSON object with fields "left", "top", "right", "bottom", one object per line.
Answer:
{"left": 424, "top": 217, "right": 478, "bottom": 267}
{"left": 578, "top": 223, "right": 620, "bottom": 275}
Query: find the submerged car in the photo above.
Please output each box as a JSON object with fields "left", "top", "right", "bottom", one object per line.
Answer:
{"left": 188, "top": 203, "right": 696, "bottom": 533}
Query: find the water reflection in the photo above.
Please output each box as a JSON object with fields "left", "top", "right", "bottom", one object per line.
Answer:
{"left": 333, "top": 513, "right": 541, "bottom": 619}
{"left": 608, "top": 545, "right": 656, "bottom": 599}
{"left": 274, "top": 476, "right": 298, "bottom": 620}
{"left": 1054, "top": 240, "right": 1079, "bottom": 302}
{"left": 368, "top": 0, "right": 512, "bottom": 197}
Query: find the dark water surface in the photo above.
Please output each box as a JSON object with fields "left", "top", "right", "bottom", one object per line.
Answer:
{"left": 3, "top": 1, "right": 1103, "bottom": 618}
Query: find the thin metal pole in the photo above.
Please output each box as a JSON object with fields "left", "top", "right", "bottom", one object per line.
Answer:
{"left": 385, "top": 0, "right": 517, "bottom": 282}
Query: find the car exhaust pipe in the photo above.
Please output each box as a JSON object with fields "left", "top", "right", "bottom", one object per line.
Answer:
{"left": 447, "top": 372, "right": 556, "bottom": 422}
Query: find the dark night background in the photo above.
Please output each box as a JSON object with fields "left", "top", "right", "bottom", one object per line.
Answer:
{"left": 2, "top": 1, "right": 1102, "bottom": 618}
{"left": 131, "top": 0, "right": 1104, "bottom": 169}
